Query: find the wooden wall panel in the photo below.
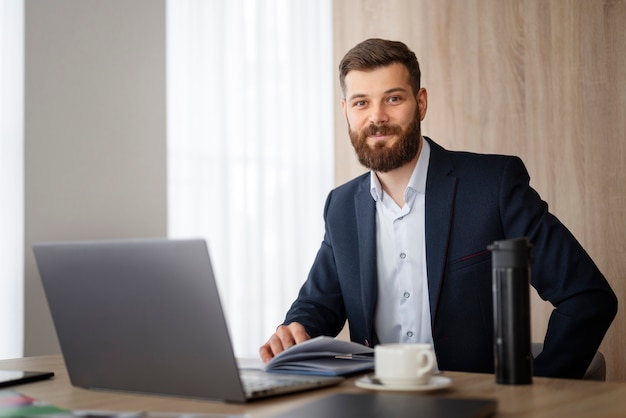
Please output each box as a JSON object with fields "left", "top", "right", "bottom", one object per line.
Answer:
{"left": 333, "top": 0, "right": 626, "bottom": 381}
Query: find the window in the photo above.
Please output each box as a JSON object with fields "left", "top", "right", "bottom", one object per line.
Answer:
{"left": 0, "top": 0, "right": 24, "bottom": 359}
{"left": 166, "top": 0, "right": 334, "bottom": 357}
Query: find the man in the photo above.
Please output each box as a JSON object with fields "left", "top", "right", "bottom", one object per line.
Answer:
{"left": 259, "top": 38, "right": 617, "bottom": 378}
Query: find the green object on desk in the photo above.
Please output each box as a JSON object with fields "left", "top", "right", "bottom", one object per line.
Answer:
{"left": 0, "top": 389, "right": 69, "bottom": 417}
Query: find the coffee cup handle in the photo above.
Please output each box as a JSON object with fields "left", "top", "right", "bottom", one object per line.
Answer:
{"left": 415, "top": 350, "right": 435, "bottom": 377}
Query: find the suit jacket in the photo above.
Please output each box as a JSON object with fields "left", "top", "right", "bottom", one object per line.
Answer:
{"left": 284, "top": 137, "right": 617, "bottom": 378}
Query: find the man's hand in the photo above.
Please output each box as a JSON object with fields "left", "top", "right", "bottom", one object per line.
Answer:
{"left": 259, "top": 322, "right": 311, "bottom": 363}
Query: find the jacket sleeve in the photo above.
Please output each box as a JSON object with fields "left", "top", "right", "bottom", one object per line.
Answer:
{"left": 499, "top": 157, "right": 617, "bottom": 378}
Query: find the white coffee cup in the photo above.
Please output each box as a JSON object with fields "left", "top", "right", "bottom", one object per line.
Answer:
{"left": 374, "top": 343, "right": 436, "bottom": 386}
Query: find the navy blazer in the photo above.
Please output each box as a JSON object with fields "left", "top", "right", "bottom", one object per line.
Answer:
{"left": 284, "top": 137, "right": 617, "bottom": 378}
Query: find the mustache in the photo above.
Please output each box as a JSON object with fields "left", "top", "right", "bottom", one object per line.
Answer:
{"left": 365, "top": 124, "right": 402, "bottom": 136}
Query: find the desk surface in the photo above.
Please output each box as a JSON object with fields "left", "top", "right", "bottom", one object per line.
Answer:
{"left": 2, "top": 355, "right": 626, "bottom": 417}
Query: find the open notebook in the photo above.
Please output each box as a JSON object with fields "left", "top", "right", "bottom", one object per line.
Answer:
{"left": 33, "top": 238, "right": 343, "bottom": 402}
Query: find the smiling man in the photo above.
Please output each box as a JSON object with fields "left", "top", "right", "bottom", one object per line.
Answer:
{"left": 259, "top": 38, "right": 617, "bottom": 379}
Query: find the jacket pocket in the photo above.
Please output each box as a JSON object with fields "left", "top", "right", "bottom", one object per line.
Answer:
{"left": 448, "top": 249, "right": 491, "bottom": 272}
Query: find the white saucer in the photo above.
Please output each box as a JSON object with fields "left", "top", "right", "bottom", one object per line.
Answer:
{"left": 355, "top": 375, "right": 452, "bottom": 392}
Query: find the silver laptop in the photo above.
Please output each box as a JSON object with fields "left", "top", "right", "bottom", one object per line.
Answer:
{"left": 33, "top": 238, "right": 343, "bottom": 402}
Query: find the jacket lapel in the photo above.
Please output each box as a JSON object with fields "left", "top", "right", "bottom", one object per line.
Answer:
{"left": 354, "top": 176, "right": 378, "bottom": 345}
{"left": 424, "top": 138, "right": 457, "bottom": 326}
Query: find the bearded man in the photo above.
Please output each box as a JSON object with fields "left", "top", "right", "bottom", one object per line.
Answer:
{"left": 259, "top": 38, "right": 616, "bottom": 379}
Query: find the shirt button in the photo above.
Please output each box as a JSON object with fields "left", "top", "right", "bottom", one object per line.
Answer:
{"left": 399, "top": 252, "right": 406, "bottom": 259}
{"left": 403, "top": 292, "right": 410, "bottom": 299}
{"left": 407, "top": 331, "right": 414, "bottom": 338}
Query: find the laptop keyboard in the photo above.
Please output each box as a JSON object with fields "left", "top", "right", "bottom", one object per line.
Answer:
{"left": 242, "top": 373, "right": 311, "bottom": 391}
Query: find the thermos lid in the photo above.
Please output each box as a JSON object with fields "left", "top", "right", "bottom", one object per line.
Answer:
{"left": 488, "top": 237, "right": 533, "bottom": 268}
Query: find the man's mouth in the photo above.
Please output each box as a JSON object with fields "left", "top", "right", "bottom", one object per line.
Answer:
{"left": 369, "top": 132, "right": 393, "bottom": 141}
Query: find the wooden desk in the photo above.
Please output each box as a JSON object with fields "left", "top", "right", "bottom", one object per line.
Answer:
{"left": 2, "top": 355, "right": 626, "bottom": 417}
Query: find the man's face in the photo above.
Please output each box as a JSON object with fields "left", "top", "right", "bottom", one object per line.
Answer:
{"left": 341, "top": 63, "right": 427, "bottom": 173}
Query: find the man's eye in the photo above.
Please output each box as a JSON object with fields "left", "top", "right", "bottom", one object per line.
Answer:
{"left": 354, "top": 101, "right": 367, "bottom": 107}
{"left": 388, "top": 96, "right": 401, "bottom": 103}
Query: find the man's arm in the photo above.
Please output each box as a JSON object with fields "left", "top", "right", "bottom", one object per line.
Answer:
{"left": 259, "top": 189, "right": 351, "bottom": 362}
{"left": 500, "top": 157, "right": 618, "bottom": 378}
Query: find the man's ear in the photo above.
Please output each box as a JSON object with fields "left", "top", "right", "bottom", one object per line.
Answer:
{"left": 417, "top": 88, "right": 428, "bottom": 121}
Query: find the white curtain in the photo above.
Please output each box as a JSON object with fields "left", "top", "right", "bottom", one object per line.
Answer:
{"left": 0, "top": 0, "right": 24, "bottom": 359}
{"left": 166, "top": 1, "right": 334, "bottom": 357}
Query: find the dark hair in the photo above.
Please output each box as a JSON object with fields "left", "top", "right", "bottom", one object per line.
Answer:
{"left": 339, "top": 38, "right": 421, "bottom": 96}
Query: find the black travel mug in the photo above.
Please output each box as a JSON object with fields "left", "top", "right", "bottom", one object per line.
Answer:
{"left": 489, "top": 237, "right": 533, "bottom": 385}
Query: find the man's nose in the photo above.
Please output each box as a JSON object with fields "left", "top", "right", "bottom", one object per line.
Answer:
{"left": 368, "top": 104, "right": 388, "bottom": 125}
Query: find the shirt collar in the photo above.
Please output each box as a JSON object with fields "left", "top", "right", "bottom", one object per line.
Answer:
{"left": 369, "top": 137, "right": 431, "bottom": 202}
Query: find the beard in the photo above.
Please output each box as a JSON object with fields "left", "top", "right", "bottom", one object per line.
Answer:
{"left": 348, "top": 114, "right": 421, "bottom": 173}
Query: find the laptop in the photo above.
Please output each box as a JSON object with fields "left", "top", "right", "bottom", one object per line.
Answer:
{"left": 33, "top": 238, "right": 343, "bottom": 402}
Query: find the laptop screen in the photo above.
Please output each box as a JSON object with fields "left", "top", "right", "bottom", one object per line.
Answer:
{"left": 34, "top": 239, "right": 248, "bottom": 402}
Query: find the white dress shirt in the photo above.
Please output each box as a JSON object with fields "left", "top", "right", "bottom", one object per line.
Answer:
{"left": 371, "top": 139, "right": 433, "bottom": 346}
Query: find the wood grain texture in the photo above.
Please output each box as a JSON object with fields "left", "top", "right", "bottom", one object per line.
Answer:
{"left": 333, "top": 0, "right": 626, "bottom": 381}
